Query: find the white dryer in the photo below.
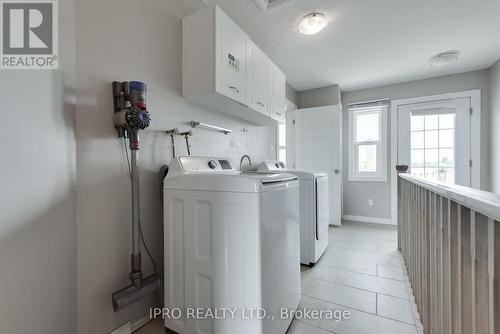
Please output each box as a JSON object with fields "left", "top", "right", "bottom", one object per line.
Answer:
{"left": 163, "top": 156, "right": 301, "bottom": 334}
{"left": 256, "top": 161, "right": 329, "bottom": 265}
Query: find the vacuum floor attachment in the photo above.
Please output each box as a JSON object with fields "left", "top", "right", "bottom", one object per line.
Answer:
{"left": 112, "top": 274, "right": 161, "bottom": 312}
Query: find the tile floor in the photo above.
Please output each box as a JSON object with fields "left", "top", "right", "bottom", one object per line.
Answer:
{"left": 136, "top": 221, "right": 421, "bottom": 334}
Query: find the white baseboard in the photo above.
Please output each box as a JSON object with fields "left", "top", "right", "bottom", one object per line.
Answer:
{"left": 131, "top": 314, "right": 153, "bottom": 332}
{"left": 109, "top": 321, "right": 131, "bottom": 334}
{"left": 342, "top": 214, "right": 394, "bottom": 225}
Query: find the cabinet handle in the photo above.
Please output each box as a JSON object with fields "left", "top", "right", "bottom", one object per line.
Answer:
{"left": 229, "top": 86, "right": 240, "bottom": 93}
{"left": 275, "top": 112, "right": 282, "bottom": 116}
{"left": 256, "top": 102, "right": 265, "bottom": 107}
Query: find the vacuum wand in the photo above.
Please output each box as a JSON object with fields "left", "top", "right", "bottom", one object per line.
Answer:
{"left": 111, "top": 81, "right": 160, "bottom": 312}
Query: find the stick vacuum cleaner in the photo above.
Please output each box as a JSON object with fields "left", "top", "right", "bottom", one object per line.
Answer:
{"left": 111, "top": 81, "right": 161, "bottom": 312}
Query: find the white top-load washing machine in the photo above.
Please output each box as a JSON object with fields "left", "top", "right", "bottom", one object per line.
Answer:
{"left": 163, "top": 156, "right": 301, "bottom": 334}
{"left": 256, "top": 161, "right": 329, "bottom": 265}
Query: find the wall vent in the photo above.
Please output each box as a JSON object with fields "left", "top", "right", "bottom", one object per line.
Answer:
{"left": 253, "top": 0, "right": 290, "bottom": 11}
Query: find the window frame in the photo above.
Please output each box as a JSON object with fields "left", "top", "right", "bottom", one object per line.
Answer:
{"left": 348, "top": 104, "right": 388, "bottom": 182}
{"left": 276, "top": 121, "right": 287, "bottom": 163}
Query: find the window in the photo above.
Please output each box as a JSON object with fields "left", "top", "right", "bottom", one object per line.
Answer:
{"left": 277, "top": 123, "right": 286, "bottom": 163}
{"left": 348, "top": 104, "right": 388, "bottom": 182}
{"left": 410, "top": 113, "right": 455, "bottom": 184}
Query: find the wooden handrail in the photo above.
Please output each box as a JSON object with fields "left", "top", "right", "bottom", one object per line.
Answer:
{"left": 397, "top": 171, "right": 499, "bottom": 334}
{"left": 399, "top": 174, "right": 500, "bottom": 221}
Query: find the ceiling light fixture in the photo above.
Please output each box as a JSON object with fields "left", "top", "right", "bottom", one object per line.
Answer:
{"left": 429, "top": 51, "right": 460, "bottom": 67}
{"left": 297, "top": 13, "right": 327, "bottom": 35}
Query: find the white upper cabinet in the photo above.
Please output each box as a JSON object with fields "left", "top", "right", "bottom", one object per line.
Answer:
{"left": 269, "top": 62, "right": 286, "bottom": 123}
{"left": 183, "top": 6, "right": 286, "bottom": 125}
{"left": 248, "top": 41, "right": 270, "bottom": 116}
{"left": 215, "top": 8, "right": 248, "bottom": 105}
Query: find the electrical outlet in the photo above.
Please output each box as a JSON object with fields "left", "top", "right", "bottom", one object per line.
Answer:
{"left": 368, "top": 199, "right": 374, "bottom": 207}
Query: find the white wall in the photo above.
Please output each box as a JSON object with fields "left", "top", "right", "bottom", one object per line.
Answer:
{"left": 75, "top": 0, "right": 276, "bottom": 333}
{"left": 0, "top": 0, "right": 77, "bottom": 333}
{"left": 490, "top": 59, "right": 500, "bottom": 193}
{"left": 341, "top": 69, "right": 491, "bottom": 220}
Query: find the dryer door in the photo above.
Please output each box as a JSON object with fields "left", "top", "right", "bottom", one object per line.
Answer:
{"left": 315, "top": 176, "right": 330, "bottom": 242}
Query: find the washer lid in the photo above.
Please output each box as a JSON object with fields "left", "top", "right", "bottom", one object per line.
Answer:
{"left": 165, "top": 172, "right": 298, "bottom": 193}
{"left": 164, "top": 156, "right": 298, "bottom": 193}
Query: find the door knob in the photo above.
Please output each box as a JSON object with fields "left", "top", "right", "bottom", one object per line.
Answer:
{"left": 334, "top": 169, "right": 340, "bottom": 174}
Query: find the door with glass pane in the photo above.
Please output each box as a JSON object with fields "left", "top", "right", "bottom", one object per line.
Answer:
{"left": 397, "top": 97, "right": 471, "bottom": 186}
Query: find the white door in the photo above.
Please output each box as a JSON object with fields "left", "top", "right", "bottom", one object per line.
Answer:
{"left": 397, "top": 97, "right": 471, "bottom": 186}
{"left": 293, "top": 106, "right": 343, "bottom": 226}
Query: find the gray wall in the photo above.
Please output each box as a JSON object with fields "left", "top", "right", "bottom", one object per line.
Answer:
{"left": 286, "top": 83, "right": 298, "bottom": 106}
{"left": 298, "top": 84, "right": 341, "bottom": 109}
{"left": 0, "top": 0, "right": 77, "bottom": 333}
{"left": 490, "top": 59, "right": 500, "bottom": 193}
{"left": 75, "top": 0, "right": 276, "bottom": 332}
{"left": 341, "top": 69, "right": 491, "bottom": 220}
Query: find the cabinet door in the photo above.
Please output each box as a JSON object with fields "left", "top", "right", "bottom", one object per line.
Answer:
{"left": 249, "top": 41, "right": 270, "bottom": 116}
{"left": 216, "top": 7, "right": 248, "bottom": 105}
{"left": 269, "top": 63, "right": 286, "bottom": 122}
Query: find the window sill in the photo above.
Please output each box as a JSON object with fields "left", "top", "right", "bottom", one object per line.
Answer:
{"left": 348, "top": 175, "right": 387, "bottom": 182}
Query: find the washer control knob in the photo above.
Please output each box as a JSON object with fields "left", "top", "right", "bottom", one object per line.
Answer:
{"left": 208, "top": 160, "right": 217, "bottom": 169}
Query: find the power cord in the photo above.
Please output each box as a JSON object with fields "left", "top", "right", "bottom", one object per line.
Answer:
{"left": 122, "top": 137, "right": 162, "bottom": 279}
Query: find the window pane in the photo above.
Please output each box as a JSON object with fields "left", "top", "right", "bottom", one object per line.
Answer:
{"left": 411, "top": 167, "right": 425, "bottom": 178}
{"left": 411, "top": 131, "right": 424, "bottom": 149}
{"left": 439, "top": 168, "right": 455, "bottom": 184}
{"left": 425, "top": 130, "right": 439, "bottom": 148}
{"left": 410, "top": 112, "right": 455, "bottom": 185}
{"left": 425, "top": 149, "right": 439, "bottom": 167}
{"left": 439, "top": 129, "right": 454, "bottom": 148}
{"left": 411, "top": 149, "right": 424, "bottom": 167}
{"left": 439, "top": 148, "right": 454, "bottom": 167}
{"left": 425, "top": 115, "right": 439, "bottom": 130}
{"left": 358, "top": 144, "right": 377, "bottom": 172}
{"left": 278, "top": 149, "right": 286, "bottom": 163}
{"left": 425, "top": 167, "right": 439, "bottom": 182}
{"left": 356, "top": 112, "right": 379, "bottom": 142}
{"left": 439, "top": 114, "right": 455, "bottom": 129}
{"left": 278, "top": 123, "right": 286, "bottom": 147}
{"left": 411, "top": 115, "right": 424, "bottom": 131}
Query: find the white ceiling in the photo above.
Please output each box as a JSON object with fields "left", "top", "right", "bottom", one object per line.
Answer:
{"left": 171, "top": 0, "right": 500, "bottom": 92}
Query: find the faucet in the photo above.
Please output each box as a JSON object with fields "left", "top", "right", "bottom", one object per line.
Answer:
{"left": 240, "top": 154, "right": 252, "bottom": 171}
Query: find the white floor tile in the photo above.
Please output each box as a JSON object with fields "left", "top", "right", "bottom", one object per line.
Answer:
{"left": 377, "top": 294, "right": 415, "bottom": 324}
{"left": 296, "top": 295, "right": 328, "bottom": 326}
{"left": 301, "top": 277, "right": 377, "bottom": 314}
{"left": 329, "top": 240, "right": 377, "bottom": 253}
{"left": 302, "top": 264, "right": 340, "bottom": 282}
{"left": 335, "top": 271, "right": 409, "bottom": 299}
{"left": 319, "top": 303, "right": 417, "bottom": 334}
{"left": 286, "top": 320, "right": 333, "bottom": 334}
{"left": 323, "top": 248, "right": 403, "bottom": 268}
{"left": 319, "top": 256, "right": 378, "bottom": 275}
{"left": 377, "top": 264, "right": 405, "bottom": 281}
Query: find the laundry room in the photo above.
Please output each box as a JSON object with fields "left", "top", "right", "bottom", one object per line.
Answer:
{"left": 1, "top": 1, "right": 500, "bottom": 334}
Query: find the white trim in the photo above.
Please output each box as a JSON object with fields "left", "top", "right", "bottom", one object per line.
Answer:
{"left": 343, "top": 214, "right": 393, "bottom": 225}
{"left": 348, "top": 105, "right": 388, "bottom": 182}
{"left": 109, "top": 322, "right": 131, "bottom": 334}
{"left": 131, "top": 315, "right": 153, "bottom": 332}
{"left": 390, "top": 89, "right": 481, "bottom": 225}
